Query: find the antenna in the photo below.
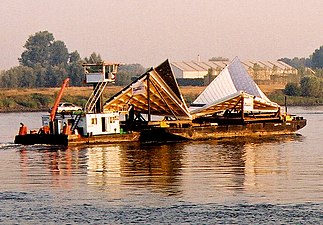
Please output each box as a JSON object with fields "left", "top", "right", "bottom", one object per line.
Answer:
{"left": 284, "top": 95, "right": 288, "bottom": 114}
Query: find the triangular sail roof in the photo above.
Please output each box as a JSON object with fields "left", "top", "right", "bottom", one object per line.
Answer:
{"left": 190, "top": 57, "right": 280, "bottom": 117}
{"left": 103, "top": 60, "right": 191, "bottom": 119}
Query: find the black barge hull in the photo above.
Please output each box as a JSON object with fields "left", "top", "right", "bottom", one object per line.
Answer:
{"left": 140, "top": 119, "right": 306, "bottom": 143}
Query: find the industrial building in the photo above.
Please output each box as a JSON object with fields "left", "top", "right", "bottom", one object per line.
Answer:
{"left": 171, "top": 60, "right": 299, "bottom": 86}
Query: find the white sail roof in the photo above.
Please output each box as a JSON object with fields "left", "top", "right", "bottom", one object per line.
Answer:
{"left": 190, "top": 57, "right": 280, "bottom": 117}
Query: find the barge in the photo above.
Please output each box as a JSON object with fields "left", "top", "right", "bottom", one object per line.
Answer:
{"left": 14, "top": 58, "right": 306, "bottom": 146}
{"left": 14, "top": 118, "right": 306, "bottom": 146}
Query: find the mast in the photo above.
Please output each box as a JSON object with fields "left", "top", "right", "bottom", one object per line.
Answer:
{"left": 147, "top": 73, "right": 151, "bottom": 122}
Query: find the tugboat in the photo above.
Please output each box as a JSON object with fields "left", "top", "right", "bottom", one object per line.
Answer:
{"left": 15, "top": 61, "right": 138, "bottom": 145}
{"left": 14, "top": 58, "right": 306, "bottom": 146}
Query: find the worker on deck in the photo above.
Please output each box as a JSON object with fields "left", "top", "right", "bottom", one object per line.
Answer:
{"left": 19, "top": 123, "right": 27, "bottom": 135}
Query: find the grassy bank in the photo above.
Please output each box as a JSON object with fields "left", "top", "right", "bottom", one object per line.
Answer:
{"left": 1, "top": 85, "right": 320, "bottom": 113}
{"left": 268, "top": 90, "right": 323, "bottom": 106}
{"left": 0, "top": 86, "right": 205, "bottom": 113}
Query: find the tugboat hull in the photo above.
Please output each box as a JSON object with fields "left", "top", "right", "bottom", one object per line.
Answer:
{"left": 14, "top": 134, "right": 69, "bottom": 146}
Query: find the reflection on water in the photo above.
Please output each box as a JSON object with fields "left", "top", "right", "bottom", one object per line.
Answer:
{"left": 12, "top": 134, "right": 315, "bottom": 204}
{"left": 86, "top": 144, "right": 183, "bottom": 197}
{"left": 1, "top": 107, "right": 322, "bottom": 223}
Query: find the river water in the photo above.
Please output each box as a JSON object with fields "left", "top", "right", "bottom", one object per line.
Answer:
{"left": 0, "top": 107, "right": 322, "bottom": 224}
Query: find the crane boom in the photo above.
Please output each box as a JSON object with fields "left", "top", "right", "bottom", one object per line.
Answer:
{"left": 50, "top": 78, "right": 70, "bottom": 121}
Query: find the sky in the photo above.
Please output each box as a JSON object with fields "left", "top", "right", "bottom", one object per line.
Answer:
{"left": 1, "top": 0, "right": 322, "bottom": 70}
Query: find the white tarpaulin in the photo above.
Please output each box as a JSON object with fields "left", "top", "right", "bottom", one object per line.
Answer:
{"left": 131, "top": 81, "right": 146, "bottom": 95}
{"left": 190, "top": 57, "right": 280, "bottom": 117}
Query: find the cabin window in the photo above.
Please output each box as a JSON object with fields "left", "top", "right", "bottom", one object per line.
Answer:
{"left": 91, "top": 118, "right": 97, "bottom": 125}
{"left": 105, "top": 65, "right": 110, "bottom": 73}
{"left": 85, "top": 65, "right": 103, "bottom": 73}
{"left": 68, "top": 119, "right": 74, "bottom": 125}
{"left": 105, "top": 68, "right": 109, "bottom": 79}
{"left": 101, "top": 117, "right": 106, "bottom": 132}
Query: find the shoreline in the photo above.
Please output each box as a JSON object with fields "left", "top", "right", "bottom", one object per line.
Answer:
{"left": 0, "top": 108, "right": 48, "bottom": 113}
{"left": 1, "top": 102, "right": 322, "bottom": 114}
{"left": 1, "top": 86, "right": 322, "bottom": 113}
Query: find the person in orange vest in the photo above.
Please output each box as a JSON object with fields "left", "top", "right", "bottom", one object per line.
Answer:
{"left": 19, "top": 123, "right": 28, "bottom": 135}
{"left": 62, "top": 122, "right": 71, "bottom": 135}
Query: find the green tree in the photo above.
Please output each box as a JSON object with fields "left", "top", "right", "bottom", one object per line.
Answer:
{"left": 116, "top": 64, "right": 146, "bottom": 85}
{"left": 0, "top": 66, "right": 35, "bottom": 88}
{"left": 1, "top": 31, "right": 108, "bottom": 88}
{"left": 0, "top": 70, "right": 6, "bottom": 88}
{"left": 69, "top": 50, "right": 81, "bottom": 63}
{"left": 19, "top": 31, "right": 70, "bottom": 68}
{"left": 1, "top": 66, "right": 35, "bottom": 88}
{"left": 300, "top": 76, "right": 321, "bottom": 97}
{"left": 17, "top": 66, "right": 36, "bottom": 88}
{"left": 311, "top": 46, "right": 323, "bottom": 69}
{"left": 49, "top": 40, "right": 69, "bottom": 66}
{"left": 19, "top": 31, "right": 55, "bottom": 67}
{"left": 284, "top": 83, "right": 301, "bottom": 96}
{"left": 84, "top": 52, "right": 102, "bottom": 63}
{"left": 0, "top": 71, "right": 14, "bottom": 88}
{"left": 279, "top": 45, "right": 323, "bottom": 69}
{"left": 67, "top": 51, "right": 84, "bottom": 86}
{"left": 279, "top": 57, "right": 311, "bottom": 69}
{"left": 45, "top": 65, "right": 68, "bottom": 87}
{"left": 17, "top": 31, "right": 88, "bottom": 87}
{"left": 34, "top": 64, "right": 47, "bottom": 87}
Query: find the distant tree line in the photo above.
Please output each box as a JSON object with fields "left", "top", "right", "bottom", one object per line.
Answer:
{"left": 279, "top": 46, "right": 323, "bottom": 69}
{"left": 282, "top": 45, "right": 323, "bottom": 98}
{"left": 0, "top": 31, "right": 146, "bottom": 88}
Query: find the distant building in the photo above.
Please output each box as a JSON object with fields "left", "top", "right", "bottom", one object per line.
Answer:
{"left": 171, "top": 60, "right": 299, "bottom": 86}
{"left": 242, "top": 60, "right": 299, "bottom": 86}
{"left": 171, "top": 61, "right": 228, "bottom": 79}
